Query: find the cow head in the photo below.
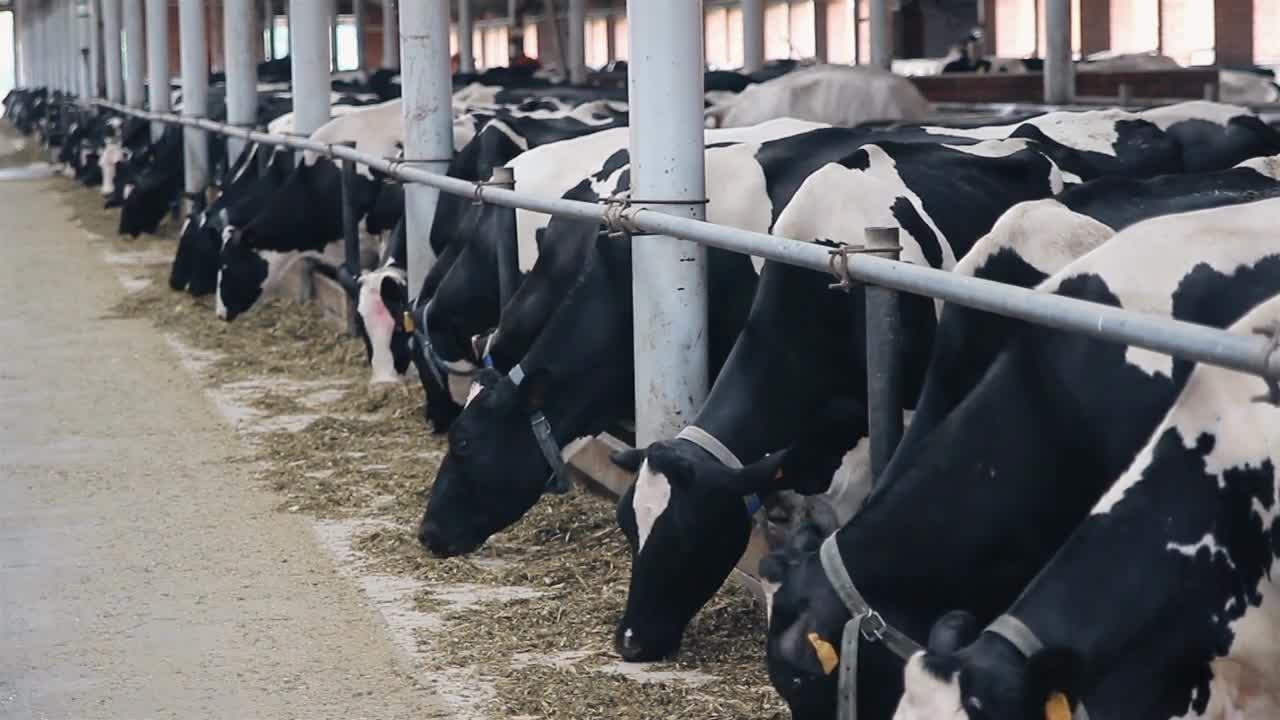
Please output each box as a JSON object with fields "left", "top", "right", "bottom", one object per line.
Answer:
{"left": 355, "top": 266, "right": 414, "bottom": 384}
{"left": 894, "top": 615, "right": 1085, "bottom": 720}
{"left": 215, "top": 229, "right": 271, "bottom": 321}
{"left": 99, "top": 142, "right": 129, "bottom": 198}
{"left": 608, "top": 413, "right": 860, "bottom": 663}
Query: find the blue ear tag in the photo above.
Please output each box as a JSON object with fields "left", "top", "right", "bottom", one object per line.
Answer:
{"left": 483, "top": 354, "right": 494, "bottom": 369}
{"left": 744, "top": 494, "right": 764, "bottom": 518}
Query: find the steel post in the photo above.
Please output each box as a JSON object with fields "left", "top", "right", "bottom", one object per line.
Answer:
{"left": 457, "top": 0, "right": 474, "bottom": 74}
{"left": 330, "top": 0, "right": 340, "bottom": 72}
{"left": 567, "top": 0, "right": 586, "bottom": 84}
{"left": 178, "top": 0, "right": 209, "bottom": 213}
{"left": 101, "top": 0, "right": 123, "bottom": 101}
{"left": 397, "top": 0, "right": 454, "bottom": 292}
{"left": 354, "top": 0, "right": 366, "bottom": 71}
{"left": 1043, "top": 0, "right": 1074, "bottom": 104}
{"left": 122, "top": 0, "right": 144, "bottom": 106}
{"left": 813, "top": 0, "right": 829, "bottom": 63}
{"left": 742, "top": 0, "right": 764, "bottom": 73}
{"left": 89, "top": 0, "right": 103, "bottom": 96}
{"left": 264, "top": 0, "right": 276, "bottom": 59}
{"left": 870, "top": 0, "right": 891, "bottom": 68}
{"left": 627, "top": 0, "right": 709, "bottom": 446}
{"left": 145, "top": 0, "right": 168, "bottom": 139}
{"left": 78, "top": 0, "right": 93, "bottom": 98}
{"left": 381, "top": 0, "right": 398, "bottom": 69}
{"left": 491, "top": 166, "right": 517, "bottom": 306}
{"left": 289, "top": 0, "right": 333, "bottom": 135}
{"left": 863, "top": 227, "right": 904, "bottom": 481}
{"left": 224, "top": 0, "right": 259, "bottom": 159}
{"left": 339, "top": 141, "right": 361, "bottom": 335}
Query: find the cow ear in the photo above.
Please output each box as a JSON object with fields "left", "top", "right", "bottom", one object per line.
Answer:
{"left": 927, "top": 610, "right": 978, "bottom": 653}
{"left": 1024, "top": 648, "right": 1085, "bottom": 720}
{"left": 609, "top": 448, "right": 647, "bottom": 473}
{"left": 712, "top": 449, "right": 790, "bottom": 495}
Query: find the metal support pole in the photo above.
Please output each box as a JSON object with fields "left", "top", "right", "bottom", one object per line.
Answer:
{"left": 224, "top": 0, "right": 259, "bottom": 159}
{"left": 58, "top": 1, "right": 70, "bottom": 92}
{"left": 122, "top": 0, "right": 144, "bottom": 106}
{"left": 263, "top": 0, "right": 275, "bottom": 60}
{"left": 813, "top": 0, "right": 829, "bottom": 63}
{"left": 78, "top": 1, "right": 93, "bottom": 98}
{"left": 1043, "top": 0, "right": 1074, "bottom": 104}
{"left": 870, "top": 0, "right": 892, "bottom": 69}
{"left": 491, "top": 166, "right": 518, "bottom": 306}
{"left": 89, "top": 0, "right": 103, "bottom": 96}
{"left": 179, "top": 0, "right": 210, "bottom": 214}
{"left": 339, "top": 141, "right": 361, "bottom": 335}
{"left": 289, "top": 0, "right": 333, "bottom": 135}
{"left": 381, "top": 0, "right": 398, "bottom": 69}
{"left": 145, "top": 0, "right": 168, "bottom": 139}
{"left": 457, "top": 0, "right": 474, "bottom": 74}
{"left": 330, "top": 0, "right": 340, "bottom": 72}
{"left": 627, "top": 0, "right": 709, "bottom": 446}
{"left": 102, "top": 0, "right": 123, "bottom": 101}
{"left": 567, "top": 0, "right": 586, "bottom": 83}
{"left": 1118, "top": 82, "right": 1132, "bottom": 107}
{"left": 354, "top": 0, "right": 366, "bottom": 71}
{"left": 398, "top": 0, "right": 454, "bottom": 292}
{"left": 863, "top": 227, "right": 904, "bottom": 481}
{"left": 742, "top": 0, "right": 764, "bottom": 73}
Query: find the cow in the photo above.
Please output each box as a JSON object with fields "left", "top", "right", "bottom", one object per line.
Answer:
{"left": 414, "top": 127, "right": 1059, "bottom": 559}
{"left": 894, "top": 293, "right": 1280, "bottom": 720}
{"left": 705, "top": 64, "right": 931, "bottom": 129}
{"left": 749, "top": 198, "right": 1280, "bottom": 720}
{"left": 602, "top": 102, "right": 1280, "bottom": 670}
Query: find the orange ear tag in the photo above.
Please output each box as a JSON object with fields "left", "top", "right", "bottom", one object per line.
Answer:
{"left": 806, "top": 632, "right": 839, "bottom": 675}
{"left": 1045, "top": 692, "right": 1072, "bottom": 720}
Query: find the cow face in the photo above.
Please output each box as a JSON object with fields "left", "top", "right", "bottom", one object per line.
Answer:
{"left": 608, "top": 444, "right": 788, "bottom": 661}
{"left": 894, "top": 622, "right": 1085, "bottom": 720}
{"left": 215, "top": 232, "right": 271, "bottom": 321}
{"left": 417, "top": 368, "right": 548, "bottom": 557}
{"left": 355, "top": 268, "right": 413, "bottom": 384}
{"left": 99, "top": 142, "right": 129, "bottom": 197}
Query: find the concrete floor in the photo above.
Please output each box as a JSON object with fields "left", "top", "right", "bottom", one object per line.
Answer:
{"left": 0, "top": 176, "right": 446, "bottom": 718}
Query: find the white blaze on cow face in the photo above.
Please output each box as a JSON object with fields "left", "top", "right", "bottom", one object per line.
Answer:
{"left": 762, "top": 579, "right": 782, "bottom": 625}
{"left": 123, "top": 184, "right": 135, "bottom": 200}
{"left": 894, "top": 653, "right": 967, "bottom": 720}
{"left": 99, "top": 142, "right": 124, "bottom": 195}
{"left": 356, "top": 269, "right": 407, "bottom": 384}
{"left": 632, "top": 460, "right": 673, "bottom": 554}
{"left": 464, "top": 381, "right": 484, "bottom": 408}
{"left": 447, "top": 370, "right": 475, "bottom": 406}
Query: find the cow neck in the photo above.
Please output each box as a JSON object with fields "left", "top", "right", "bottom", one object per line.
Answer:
{"left": 692, "top": 264, "right": 858, "bottom": 465}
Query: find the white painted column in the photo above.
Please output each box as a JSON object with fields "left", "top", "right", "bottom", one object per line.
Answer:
{"left": 567, "top": 0, "right": 586, "bottom": 83}
{"left": 88, "top": 0, "right": 103, "bottom": 96}
{"left": 178, "top": 0, "right": 209, "bottom": 208}
{"left": 742, "top": 0, "right": 764, "bottom": 73}
{"left": 1043, "top": 0, "right": 1074, "bottom": 104}
{"left": 381, "top": 0, "right": 398, "bottom": 69}
{"left": 354, "top": 0, "right": 366, "bottom": 71}
{"left": 101, "top": 0, "right": 123, "bottom": 101}
{"left": 263, "top": 0, "right": 276, "bottom": 60}
{"left": 869, "top": 0, "right": 891, "bottom": 68}
{"left": 329, "top": 0, "right": 340, "bottom": 71}
{"left": 626, "top": 0, "right": 709, "bottom": 445}
{"left": 145, "top": 0, "right": 168, "bottom": 138}
{"left": 122, "top": 0, "right": 145, "bottom": 106}
{"left": 398, "top": 0, "right": 454, "bottom": 291}
{"left": 77, "top": 0, "right": 93, "bottom": 97}
{"left": 457, "top": 0, "right": 474, "bottom": 73}
{"left": 813, "top": 0, "right": 829, "bottom": 62}
{"left": 224, "top": 0, "right": 259, "bottom": 158}
{"left": 289, "top": 0, "right": 332, "bottom": 135}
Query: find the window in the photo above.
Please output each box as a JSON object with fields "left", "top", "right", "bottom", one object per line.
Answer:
{"left": 1161, "top": 0, "right": 1213, "bottom": 65}
{"left": 766, "top": 2, "right": 817, "bottom": 61}
{"left": 1257, "top": 0, "right": 1280, "bottom": 65}
{"left": 826, "top": 0, "right": 855, "bottom": 64}
{"left": 1111, "top": 0, "right": 1159, "bottom": 54}
{"left": 525, "top": 22, "right": 539, "bottom": 58}
{"left": 706, "top": 6, "right": 730, "bottom": 68}
{"left": 612, "top": 16, "right": 627, "bottom": 60}
{"left": 585, "top": 16, "right": 609, "bottom": 68}
{"left": 335, "top": 15, "right": 360, "bottom": 71}
{"left": 273, "top": 16, "right": 289, "bottom": 62}
{"left": 0, "top": 10, "right": 11, "bottom": 98}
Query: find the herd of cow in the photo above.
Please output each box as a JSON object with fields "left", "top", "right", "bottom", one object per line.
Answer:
{"left": 6, "top": 59, "right": 1280, "bottom": 719}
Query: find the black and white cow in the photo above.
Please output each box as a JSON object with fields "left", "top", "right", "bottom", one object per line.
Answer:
{"left": 751, "top": 199, "right": 1280, "bottom": 720}
{"left": 895, "top": 292, "right": 1280, "bottom": 720}
{"left": 602, "top": 102, "right": 1280, "bottom": 668}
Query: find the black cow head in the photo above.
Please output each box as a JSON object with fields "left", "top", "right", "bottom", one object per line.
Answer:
{"left": 355, "top": 267, "right": 414, "bottom": 383}
{"left": 215, "top": 230, "right": 270, "bottom": 321}
{"left": 895, "top": 613, "right": 1086, "bottom": 720}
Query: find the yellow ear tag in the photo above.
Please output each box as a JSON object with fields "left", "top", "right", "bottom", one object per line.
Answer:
{"left": 806, "top": 632, "right": 839, "bottom": 675}
{"left": 775, "top": 466, "right": 784, "bottom": 481}
{"left": 402, "top": 311, "right": 416, "bottom": 333}
{"left": 1045, "top": 692, "right": 1071, "bottom": 720}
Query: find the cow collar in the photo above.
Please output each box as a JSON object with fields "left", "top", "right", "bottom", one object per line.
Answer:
{"left": 818, "top": 534, "right": 922, "bottom": 720}
{"left": 508, "top": 363, "right": 571, "bottom": 495}
{"left": 675, "top": 426, "right": 764, "bottom": 519}
{"left": 984, "top": 615, "right": 1092, "bottom": 720}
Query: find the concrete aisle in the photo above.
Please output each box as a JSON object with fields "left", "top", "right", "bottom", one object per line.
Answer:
{"left": 0, "top": 178, "right": 444, "bottom": 719}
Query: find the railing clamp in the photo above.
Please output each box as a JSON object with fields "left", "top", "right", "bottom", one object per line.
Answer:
{"left": 826, "top": 243, "right": 901, "bottom": 292}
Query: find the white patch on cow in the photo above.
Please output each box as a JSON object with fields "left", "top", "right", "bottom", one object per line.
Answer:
{"left": 925, "top": 109, "right": 1129, "bottom": 157}
{"left": 452, "top": 83, "right": 501, "bottom": 109}
{"left": 1166, "top": 533, "right": 1237, "bottom": 569}
{"left": 215, "top": 270, "right": 227, "bottom": 320}
{"left": 464, "top": 381, "right": 484, "bottom": 408}
{"left": 356, "top": 267, "right": 408, "bottom": 384}
{"left": 179, "top": 216, "right": 192, "bottom": 237}
{"left": 955, "top": 198, "right": 1114, "bottom": 279}
{"left": 1037, "top": 197, "right": 1280, "bottom": 381}
{"left": 762, "top": 580, "right": 782, "bottom": 625}
{"left": 1235, "top": 154, "right": 1280, "bottom": 180}
{"left": 1199, "top": 559, "right": 1280, "bottom": 720}
{"left": 99, "top": 141, "right": 124, "bottom": 195}
{"left": 632, "top": 460, "right": 673, "bottom": 554}
{"left": 123, "top": 184, "right": 135, "bottom": 200}
{"left": 713, "top": 64, "right": 929, "bottom": 128}
{"left": 447, "top": 372, "right": 473, "bottom": 406}
{"left": 1139, "top": 99, "right": 1250, "bottom": 131}
{"left": 894, "top": 652, "right": 964, "bottom": 720}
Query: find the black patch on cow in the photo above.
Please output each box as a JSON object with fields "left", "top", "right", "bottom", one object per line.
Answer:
{"left": 592, "top": 149, "right": 631, "bottom": 182}
{"left": 890, "top": 196, "right": 942, "bottom": 268}
{"left": 705, "top": 141, "right": 740, "bottom": 149}
{"left": 1058, "top": 167, "right": 1280, "bottom": 230}
{"left": 840, "top": 149, "right": 871, "bottom": 171}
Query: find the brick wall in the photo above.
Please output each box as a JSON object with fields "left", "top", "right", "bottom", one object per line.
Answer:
{"left": 1214, "top": 0, "right": 1253, "bottom": 65}
{"left": 1079, "top": 0, "right": 1110, "bottom": 54}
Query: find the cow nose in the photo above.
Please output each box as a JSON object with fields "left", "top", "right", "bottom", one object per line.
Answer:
{"left": 418, "top": 519, "right": 458, "bottom": 558}
{"left": 615, "top": 627, "right": 668, "bottom": 663}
